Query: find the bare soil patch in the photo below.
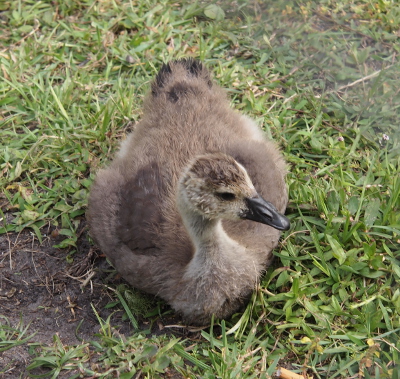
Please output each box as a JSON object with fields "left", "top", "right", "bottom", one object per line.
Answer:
{"left": 0, "top": 223, "right": 134, "bottom": 377}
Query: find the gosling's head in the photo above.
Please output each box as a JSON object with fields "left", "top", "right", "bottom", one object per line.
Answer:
{"left": 179, "top": 153, "right": 290, "bottom": 231}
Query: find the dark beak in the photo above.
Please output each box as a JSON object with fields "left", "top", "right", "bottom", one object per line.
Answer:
{"left": 242, "top": 195, "right": 290, "bottom": 231}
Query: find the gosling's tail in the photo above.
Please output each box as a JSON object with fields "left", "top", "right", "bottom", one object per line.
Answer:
{"left": 150, "top": 59, "right": 213, "bottom": 102}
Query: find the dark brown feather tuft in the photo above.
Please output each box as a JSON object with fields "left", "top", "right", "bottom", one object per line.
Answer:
{"left": 151, "top": 58, "right": 212, "bottom": 97}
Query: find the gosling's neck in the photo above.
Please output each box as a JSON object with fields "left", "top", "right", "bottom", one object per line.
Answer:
{"left": 177, "top": 200, "right": 245, "bottom": 271}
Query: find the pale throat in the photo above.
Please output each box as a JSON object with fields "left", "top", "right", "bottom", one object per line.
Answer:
{"left": 179, "top": 202, "right": 243, "bottom": 258}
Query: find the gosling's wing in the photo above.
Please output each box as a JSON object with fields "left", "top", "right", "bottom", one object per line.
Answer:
{"left": 116, "top": 162, "right": 166, "bottom": 255}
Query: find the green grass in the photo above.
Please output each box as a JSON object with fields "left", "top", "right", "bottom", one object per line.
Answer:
{"left": 0, "top": 316, "right": 35, "bottom": 353}
{"left": 1, "top": 0, "right": 399, "bottom": 377}
{"left": 0, "top": 316, "right": 35, "bottom": 375}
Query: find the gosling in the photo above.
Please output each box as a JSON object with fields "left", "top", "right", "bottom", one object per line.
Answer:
{"left": 88, "top": 59, "right": 290, "bottom": 325}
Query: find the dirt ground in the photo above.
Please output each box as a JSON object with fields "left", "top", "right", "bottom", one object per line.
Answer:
{"left": 0, "top": 221, "right": 146, "bottom": 378}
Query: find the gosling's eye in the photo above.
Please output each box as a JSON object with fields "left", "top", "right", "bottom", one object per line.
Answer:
{"left": 216, "top": 192, "right": 236, "bottom": 201}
